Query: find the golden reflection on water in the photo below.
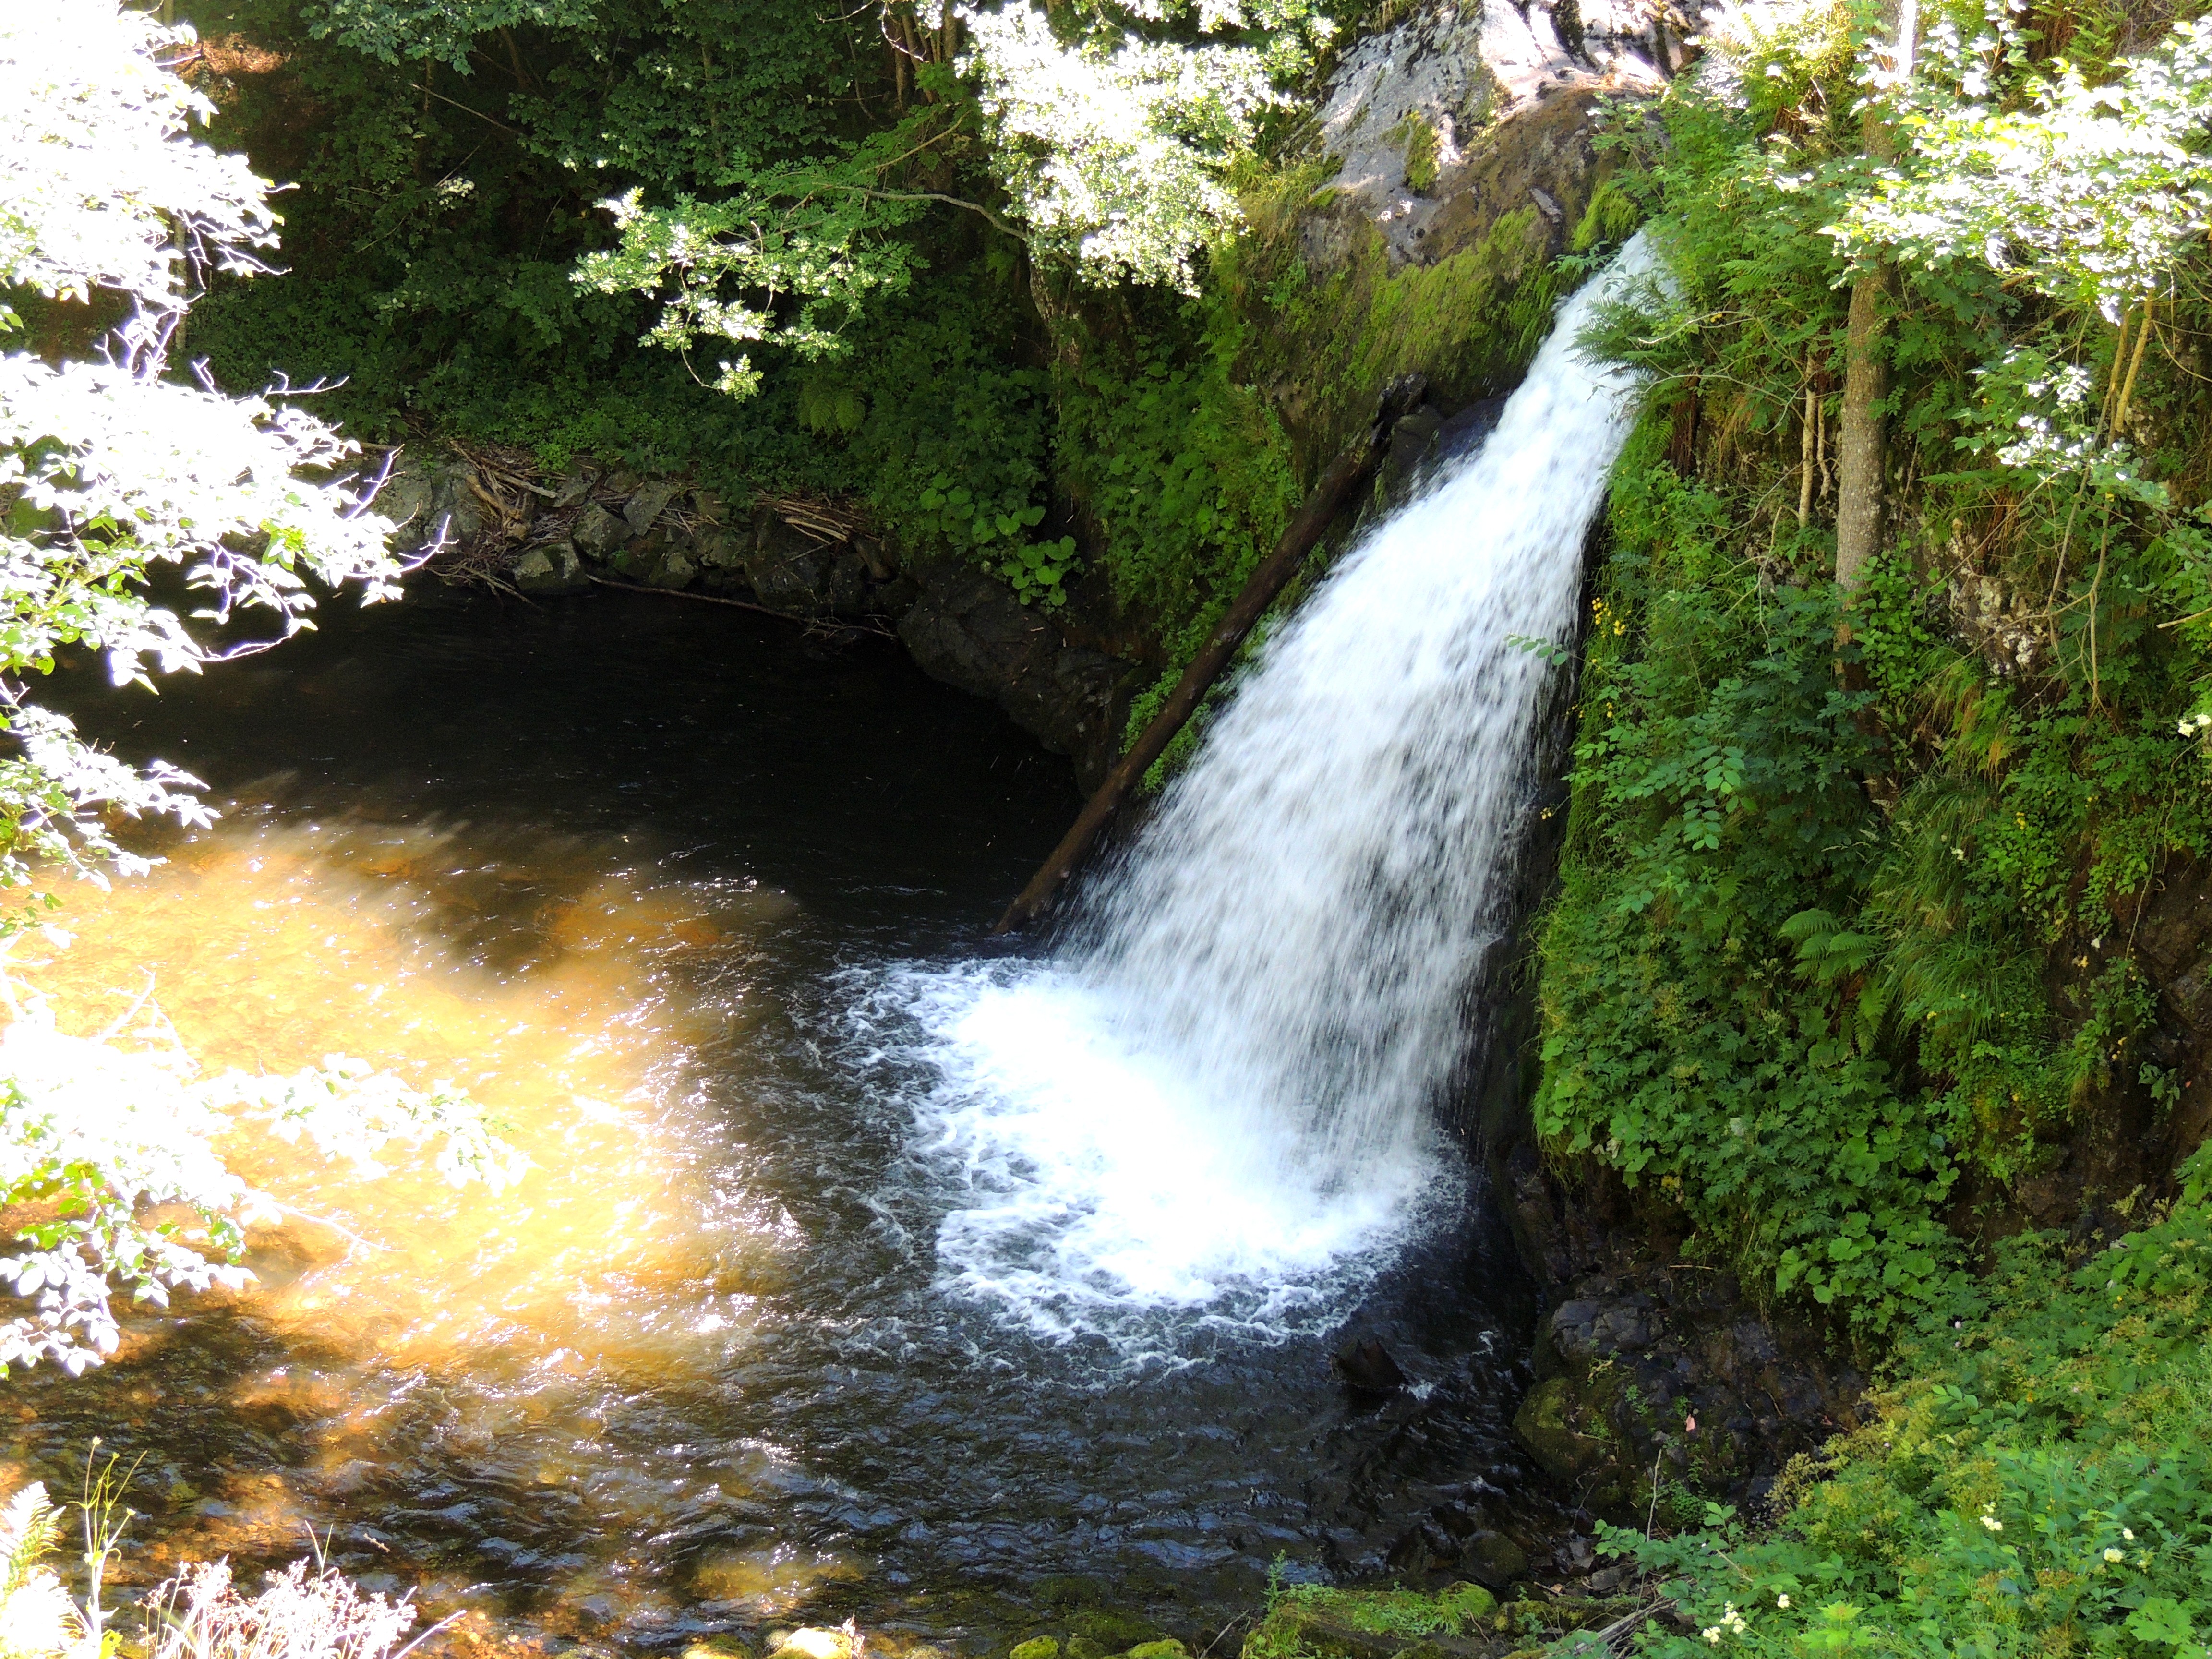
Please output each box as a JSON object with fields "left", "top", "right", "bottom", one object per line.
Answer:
{"left": 22, "top": 814, "right": 802, "bottom": 1380}
{"left": 9, "top": 814, "right": 900, "bottom": 1639}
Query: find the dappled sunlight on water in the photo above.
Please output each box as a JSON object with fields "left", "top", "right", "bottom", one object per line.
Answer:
{"left": 19, "top": 816, "right": 808, "bottom": 1386}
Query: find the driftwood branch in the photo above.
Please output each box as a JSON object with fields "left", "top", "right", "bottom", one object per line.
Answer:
{"left": 991, "top": 374, "right": 1429, "bottom": 935}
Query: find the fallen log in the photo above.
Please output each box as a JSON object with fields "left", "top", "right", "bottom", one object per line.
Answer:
{"left": 992, "top": 373, "right": 1429, "bottom": 935}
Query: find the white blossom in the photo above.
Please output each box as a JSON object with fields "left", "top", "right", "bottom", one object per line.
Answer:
{"left": 961, "top": 3, "right": 1279, "bottom": 291}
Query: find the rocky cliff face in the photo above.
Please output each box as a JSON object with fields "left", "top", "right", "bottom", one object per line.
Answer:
{"left": 1304, "top": 0, "right": 1673, "bottom": 270}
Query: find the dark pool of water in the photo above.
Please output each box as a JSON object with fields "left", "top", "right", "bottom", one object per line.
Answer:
{"left": 12, "top": 584, "right": 1552, "bottom": 1654}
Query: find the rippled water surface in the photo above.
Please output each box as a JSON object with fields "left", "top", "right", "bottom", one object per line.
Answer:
{"left": 10, "top": 587, "right": 1538, "bottom": 1653}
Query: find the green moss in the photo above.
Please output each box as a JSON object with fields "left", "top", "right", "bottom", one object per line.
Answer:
{"left": 1011, "top": 1640, "right": 1061, "bottom": 1659}
{"left": 1246, "top": 1581, "right": 1501, "bottom": 1659}
{"left": 1069, "top": 1611, "right": 1158, "bottom": 1651}
{"left": 1388, "top": 113, "right": 1441, "bottom": 193}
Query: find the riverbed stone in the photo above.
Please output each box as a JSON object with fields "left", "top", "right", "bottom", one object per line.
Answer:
{"left": 771, "top": 1629, "right": 855, "bottom": 1659}
{"left": 1010, "top": 1640, "right": 1060, "bottom": 1659}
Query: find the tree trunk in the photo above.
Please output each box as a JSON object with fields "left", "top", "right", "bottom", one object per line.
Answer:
{"left": 1832, "top": 0, "right": 1915, "bottom": 595}
{"left": 992, "top": 376, "right": 1430, "bottom": 935}
{"left": 1832, "top": 266, "right": 1890, "bottom": 592}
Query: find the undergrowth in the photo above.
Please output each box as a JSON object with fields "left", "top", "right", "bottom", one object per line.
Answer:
{"left": 1609, "top": 1146, "right": 2212, "bottom": 1659}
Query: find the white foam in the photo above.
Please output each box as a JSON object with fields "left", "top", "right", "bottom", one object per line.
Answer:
{"left": 884, "top": 236, "right": 1656, "bottom": 1352}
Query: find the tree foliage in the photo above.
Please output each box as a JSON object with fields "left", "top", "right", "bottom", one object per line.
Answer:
{"left": 0, "top": 0, "right": 519, "bottom": 1377}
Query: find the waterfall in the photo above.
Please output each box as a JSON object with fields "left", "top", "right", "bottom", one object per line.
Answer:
{"left": 881, "top": 235, "right": 1654, "bottom": 1349}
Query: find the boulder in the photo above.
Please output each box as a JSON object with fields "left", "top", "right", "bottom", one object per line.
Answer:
{"left": 830, "top": 550, "right": 872, "bottom": 614}
{"left": 1458, "top": 1530, "right": 1529, "bottom": 1588}
{"left": 642, "top": 543, "right": 696, "bottom": 590}
{"left": 1512, "top": 1375, "right": 1621, "bottom": 1495}
{"left": 624, "top": 481, "right": 677, "bottom": 538}
{"left": 1334, "top": 1334, "right": 1409, "bottom": 1395}
{"left": 573, "top": 505, "right": 627, "bottom": 557}
{"left": 366, "top": 451, "right": 436, "bottom": 548}
{"left": 550, "top": 471, "right": 597, "bottom": 509}
{"left": 509, "top": 541, "right": 589, "bottom": 596}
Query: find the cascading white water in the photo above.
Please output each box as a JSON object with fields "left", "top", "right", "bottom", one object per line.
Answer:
{"left": 886, "top": 235, "right": 1654, "bottom": 1348}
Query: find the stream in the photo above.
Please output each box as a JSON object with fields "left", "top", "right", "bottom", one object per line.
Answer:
{"left": 8, "top": 585, "right": 1539, "bottom": 1654}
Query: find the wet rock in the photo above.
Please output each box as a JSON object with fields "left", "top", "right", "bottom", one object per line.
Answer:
{"left": 511, "top": 541, "right": 589, "bottom": 596}
{"left": 1335, "top": 1335, "right": 1410, "bottom": 1396}
{"left": 898, "top": 561, "right": 1132, "bottom": 791}
{"left": 770, "top": 1629, "right": 856, "bottom": 1659}
{"left": 575, "top": 1595, "right": 622, "bottom": 1631}
{"left": 1459, "top": 1530, "right": 1529, "bottom": 1588}
{"left": 573, "top": 506, "right": 627, "bottom": 558}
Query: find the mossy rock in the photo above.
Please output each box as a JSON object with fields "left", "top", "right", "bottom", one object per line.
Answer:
{"left": 1068, "top": 1642, "right": 1107, "bottom": 1659}
{"left": 1070, "top": 1612, "right": 1158, "bottom": 1651}
{"left": 1011, "top": 1640, "right": 1061, "bottom": 1659}
{"left": 1124, "top": 1644, "right": 1187, "bottom": 1659}
{"left": 1512, "top": 1375, "right": 1627, "bottom": 1502}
